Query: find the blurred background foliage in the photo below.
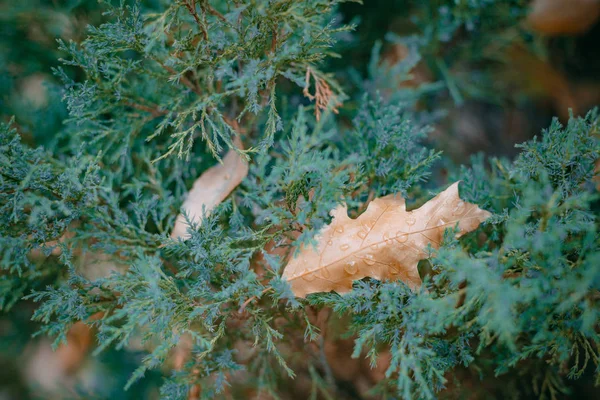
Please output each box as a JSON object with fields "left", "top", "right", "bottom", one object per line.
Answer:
{"left": 1, "top": 0, "right": 599, "bottom": 399}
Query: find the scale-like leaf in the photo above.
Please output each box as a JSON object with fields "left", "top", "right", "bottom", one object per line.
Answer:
{"left": 282, "top": 182, "right": 491, "bottom": 297}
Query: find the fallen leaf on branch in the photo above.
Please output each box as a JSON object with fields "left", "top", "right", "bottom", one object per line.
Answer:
{"left": 282, "top": 182, "right": 491, "bottom": 298}
{"left": 171, "top": 137, "right": 248, "bottom": 240}
{"left": 527, "top": 0, "right": 600, "bottom": 35}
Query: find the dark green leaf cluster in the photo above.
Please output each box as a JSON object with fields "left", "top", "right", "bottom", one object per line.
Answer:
{"left": 1, "top": 119, "right": 100, "bottom": 310}
{"left": 53, "top": 0, "right": 352, "bottom": 164}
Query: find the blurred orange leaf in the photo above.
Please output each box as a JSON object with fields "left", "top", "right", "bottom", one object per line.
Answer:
{"left": 528, "top": 0, "right": 600, "bottom": 35}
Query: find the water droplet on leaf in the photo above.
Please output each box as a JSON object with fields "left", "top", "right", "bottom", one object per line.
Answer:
{"left": 395, "top": 232, "right": 408, "bottom": 243}
{"left": 344, "top": 261, "right": 358, "bottom": 275}
{"left": 302, "top": 270, "right": 317, "bottom": 282}
{"left": 452, "top": 200, "right": 465, "bottom": 216}
{"left": 383, "top": 232, "right": 393, "bottom": 245}
{"left": 363, "top": 254, "right": 376, "bottom": 266}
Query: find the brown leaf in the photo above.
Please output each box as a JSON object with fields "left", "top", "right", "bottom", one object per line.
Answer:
{"left": 528, "top": 0, "right": 600, "bottom": 35}
{"left": 171, "top": 137, "right": 248, "bottom": 239}
{"left": 282, "top": 182, "right": 491, "bottom": 298}
{"left": 56, "top": 321, "right": 94, "bottom": 373}
{"left": 24, "top": 318, "right": 100, "bottom": 395}
{"left": 504, "top": 45, "right": 576, "bottom": 120}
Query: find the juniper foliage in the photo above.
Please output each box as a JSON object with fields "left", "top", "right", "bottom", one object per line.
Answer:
{"left": 1, "top": 1, "right": 599, "bottom": 399}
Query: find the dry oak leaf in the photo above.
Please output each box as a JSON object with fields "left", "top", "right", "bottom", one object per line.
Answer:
{"left": 282, "top": 182, "right": 491, "bottom": 298}
{"left": 171, "top": 137, "right": 248, "bottom": 239}
{"left": 527, "top": 0, "right": 600, "bottom": 35}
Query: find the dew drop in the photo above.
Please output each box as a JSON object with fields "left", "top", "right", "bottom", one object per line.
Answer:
{"left": 344, "top": 261, "right": 358, "bottom": 275}
{"left": 321, "top": 267, "right": 331, "bottom": 279}
{"left": 335, "top": 226, "right": 344, "bottom": 233}
{"left": 406, "top": 214, "right": 416, "bottom": 226}
{"left": 383, "top": 232, "right": 393, "bottom": 245}
{"left": 363, "top": 254, "right": 376, "bottom": 266}
{"left": 452, "top": 201, "right": 466, "bottom": 216}
{"left": 395, "top": 231, "right": 408, "bottom": 243}
{"left": 357, "top": 231, "right": 367, "bottom": 239}
{"left": 327, "top": 240, "right": 333, "bottom": 246}
{"left": 224, "top": 174, "right": 231, "bottom": 180}
{"left": 339, "top": 244, "right": 350, "bottom": 251}
{"left": 370, "top": 243, "right": 379, "bottom": 250}
{"left": 301, "top": 269, "right": 317, "bottom": 282}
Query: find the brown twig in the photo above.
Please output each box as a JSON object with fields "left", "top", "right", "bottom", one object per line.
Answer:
{"left": 238, "top": 287, "right": 273, "bottom": 314}
{"left": 126, "top": 102, "right": 168, "bottom": 118}
{"left": 270, "top": 27, "right": 277, "bottom": 54}
{"left": 303, "top": 67, "right": 341, "bottom": 121}
{"left": 205, "top": 3, "right": 227, "bottom": 23}
{"left": 184, "top": 0, "right": 208, "bottom": 40}
{"left": 152, "top": 57, "right": 202, "bottom": 96}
